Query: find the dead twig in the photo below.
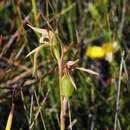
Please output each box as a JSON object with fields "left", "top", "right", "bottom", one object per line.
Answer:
{"left": 0, "top": 14, "right": 31, "bottom": 56}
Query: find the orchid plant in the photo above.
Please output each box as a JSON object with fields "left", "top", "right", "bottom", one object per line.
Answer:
{"left": 27, "top": 24, "right": 99, "bottom": 130}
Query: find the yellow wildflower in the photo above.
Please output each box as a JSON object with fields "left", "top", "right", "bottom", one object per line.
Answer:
{"left": 86, "top": 41, "right": 119, "bottom": 60}
{"left": 86, "top": 46, "right": 105, "bottom": 58}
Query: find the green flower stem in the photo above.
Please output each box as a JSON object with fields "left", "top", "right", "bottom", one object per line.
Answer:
{"left": 32, "top": 0, "right": 39, "bottom": 27}
{"left": 58, "top": 51, "right": 65, "bottom": 130}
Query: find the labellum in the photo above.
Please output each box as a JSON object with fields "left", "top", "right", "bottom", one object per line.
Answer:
{"left": 61, "top": 74, "right": 74, "bottom": 97}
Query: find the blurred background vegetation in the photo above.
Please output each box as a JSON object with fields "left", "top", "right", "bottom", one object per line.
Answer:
{"left": 0, "top": 0, "right": 130, "bottom": 130}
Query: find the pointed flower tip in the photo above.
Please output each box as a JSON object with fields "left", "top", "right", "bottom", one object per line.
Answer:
{"left": 76, "top": 67, "right": 99, "bottom": 76}
{"left": 27, "top": 24, "right": 48, "bottom": 34}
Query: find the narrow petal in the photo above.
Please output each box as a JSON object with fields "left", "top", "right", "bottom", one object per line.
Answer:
{"left": 26, "top": 44, "right": 49, "bottom": 57}
{"left": 67, "top": 72, "right": 77, "bottom": 90}
{"left": 27, "top": 24, "right": 48, "bottom": 34}
{"left": 76, "top": 67, "right": 99, "bottom": 76}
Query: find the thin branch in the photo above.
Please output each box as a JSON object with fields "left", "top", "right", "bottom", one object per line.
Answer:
{"left": 29, "top": 91, "right": 33, "bottom": 126}
{"left": 68, "top": 100, "right": 72, "bottom": 130}
{"left": 29, "top": 89, "right": 49, "bottom": 129}
{"left": 114, "top": 51, "right": 124, "bottom": 130}
{"left": 0, "top": 13, "right": 31, "bottom": 56}
{"left": 118, "top": 0, "right": 126, "bottom": 40}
